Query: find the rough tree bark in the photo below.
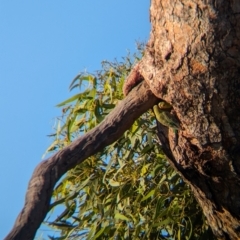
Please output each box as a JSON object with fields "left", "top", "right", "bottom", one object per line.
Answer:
{"left": 126, "top": 0, "right": 240, "bottom": 239}
{"left": 5, "top": 1, "right": 240, "bottom": 239}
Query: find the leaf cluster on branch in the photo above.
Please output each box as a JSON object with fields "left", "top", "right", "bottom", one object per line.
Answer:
{"left": 39, "top": 47, "right": 214, "bottom": 240}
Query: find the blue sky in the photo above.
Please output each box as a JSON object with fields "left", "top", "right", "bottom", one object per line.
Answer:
{"left": 0, "top": 1, "right": 150, "bottom": 238}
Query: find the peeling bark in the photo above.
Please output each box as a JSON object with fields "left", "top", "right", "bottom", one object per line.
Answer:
{"left": 4, "top": 82, "right": 158, "bottom": 240}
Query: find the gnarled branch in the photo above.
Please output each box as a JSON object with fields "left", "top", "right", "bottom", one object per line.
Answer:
{"left": 5, "top": 81, "right": 158, "bottom": 240}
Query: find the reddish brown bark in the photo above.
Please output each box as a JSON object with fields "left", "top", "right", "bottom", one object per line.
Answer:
{"left": 131, "top": 0, "right": 240, "bottom": 239}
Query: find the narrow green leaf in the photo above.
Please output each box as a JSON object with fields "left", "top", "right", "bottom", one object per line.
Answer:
{"left": 56, "top": 93, "right": 82, "bottom": 107}
{"left": 141, "top": 144, "right": 154, "bottom": 155}
{"left": 109, "top": 179, "right": 123, "bottom": 187}
{"left": 93, "top": 227, "right": 105, "bottom": 239}
{"left": 114, "top": 212, "right": 129, "bottom": 221}
{"left": 141, "top": 189, "right": 155, "bottom": 202}
{"left": 152, "top": 217, "right": 172, "bottom": 227}
{"left": 141, "top": 163, "right": 152, "bottom": 176}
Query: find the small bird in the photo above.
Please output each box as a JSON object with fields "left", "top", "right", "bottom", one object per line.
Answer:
{"left": 153, "top": 102, "right": 180, "bottom": 130}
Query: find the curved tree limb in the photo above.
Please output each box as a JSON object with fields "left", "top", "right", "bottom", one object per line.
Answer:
{"left": 5, "top": 81, "right": 158, "bottom": 240}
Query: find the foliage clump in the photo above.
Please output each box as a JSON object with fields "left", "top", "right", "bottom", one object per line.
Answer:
{"left": 42, "top": 46, "right": 214, "bottom": 240}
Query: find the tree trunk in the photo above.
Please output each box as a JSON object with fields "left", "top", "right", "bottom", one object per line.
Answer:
{"left": 134, "top": 0, "right": 240, "bottom": 239}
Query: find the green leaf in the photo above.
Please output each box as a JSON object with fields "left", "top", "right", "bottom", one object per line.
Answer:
{"left": 56, "top": 93, "right": 83, "bottom": 107}
{"left": 141, "top": 189, "right": 155, "bottom": 202}
{"left": 109, "top": 179, "right": 123, "bottom": 187}
{"left": 114, "top": 212, "right": 129, "bottom": 221}
{"left": 140, "top": 163, "right": 152, "bottom": 176}
{"left": 93, "top": 227, "right": 106, "bottom": 239}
